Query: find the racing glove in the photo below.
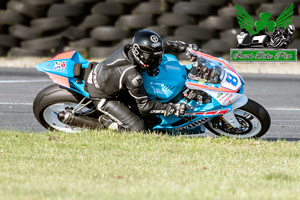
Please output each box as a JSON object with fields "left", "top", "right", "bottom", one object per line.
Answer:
{"left": 164, "top": 103, "right": 187, "bottom": 117}
{"left": 165, "top": 40, "right": 199, "bottom": 53}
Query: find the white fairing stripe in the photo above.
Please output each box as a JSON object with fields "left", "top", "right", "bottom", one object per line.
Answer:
{"left": 119, "top": 66, "right": 136, "bottom": 89}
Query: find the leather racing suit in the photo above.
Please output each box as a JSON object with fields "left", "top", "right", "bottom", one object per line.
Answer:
{"left": 87, "top": 41, "right": 189, "bottom": 131}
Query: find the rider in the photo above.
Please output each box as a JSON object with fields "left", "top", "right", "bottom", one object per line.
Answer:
{"left": 87, "top": 29, "right": 199, "bottom": 132}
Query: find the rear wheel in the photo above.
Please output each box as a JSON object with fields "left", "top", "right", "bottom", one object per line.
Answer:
{"left": 205, "top": 99, "right": 271, "bottom": 138}
{"left": 33, "top": 84, "right": 95, "bottom": 133}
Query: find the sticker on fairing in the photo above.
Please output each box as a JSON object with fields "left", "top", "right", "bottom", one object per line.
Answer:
{"left": 220, "top": 68, "right": 241, "bottom": 92}
{"left": 54, "top": 61, "right": 66, "bottom": 71}
{"left": 205, "top": 90, "right": 242, "bottom": 106}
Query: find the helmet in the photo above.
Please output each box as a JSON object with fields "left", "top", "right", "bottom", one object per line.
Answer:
{"left": 131, "top": 29, "right": 164, "bottom": 70}
{"left": 288, "top": 24, "right": 295, "bottom": 35}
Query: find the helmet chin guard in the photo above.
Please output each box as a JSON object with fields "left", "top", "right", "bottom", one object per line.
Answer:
{"left": 132, "top": 44, "right": 149, "bottom": 69}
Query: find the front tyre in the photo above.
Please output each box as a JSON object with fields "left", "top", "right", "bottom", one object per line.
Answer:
{"left": 205, "top": 99, "right": 271, "bottom": 138}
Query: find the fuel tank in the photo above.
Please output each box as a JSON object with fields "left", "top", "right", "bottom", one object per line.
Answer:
{"left": 142, "top": 54, "right": 187, "bottom": 103}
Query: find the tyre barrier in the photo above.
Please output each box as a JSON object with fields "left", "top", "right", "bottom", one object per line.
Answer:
{"left": 232, "top": 0, "right": 268, "bottom": 5}
{"left": 145, "top": 26, "right": 171, "bottom": 37}
{"left": 289, "top": 39, "right": 300, "bottom": 50}
{"left": 291, "top": 16, "right": 300, "bottom": 29}
{"left": 158, "top": 13, "right": 193, "bottom": 27}
{"left": 91, "top": 2, "right": 124, "bottom": 16}
{"left": 60, "top": 26, "right": 86, "bottom": 41}
{"left": 9, "top": 47, "right": 51, "bottom": 57}
{"left": 0, "top": 34, "right": 18, "bottom": 47}
{"left": 199, "top": 16, "right": 235, "bottom": 31}
{"left": 202, "top": 39, "right": 232, "bottom": 53}
{"left": 0, "top": 0, "right": 299, "bottom": 59}
{"left": 173, "top": 2, "right": 211, "bottom": 16}
{"left": 191, "top": 0, "right": 227, "bottom": 6}
{"left": 116, "top": 15, "right": 153, "bottom": 29}
{"left": 47, "top": 4, "right": 86, "bottom": 17}
{"left": 69, "top": 38, "right": 99, "bottom": 48}
{"left": 31, "top": 17, "right": 71, "bottom": 32}
{"left": 22, "top": 0, "right": 57, "bottom": 6}
{"left": 0, "top": 11, "right": 25, "bottom": 25}
{"left": 64, "top": 0, "right": 99, "bottom": 4}
{"left": 7, "top": 0, "right": 45, "bottom": 19}
{"left": 89, "top": 46, "right": 117, "bottom": 59}
{"left": 106, "top": 0, "right": 141, "bottom": 4}
{"left": 9, "top": 25, "right": 42, "bottom": 40}
{"left": 257, "top": 3, "right": 290, "bottom": 17}
{"left": 175, "top": 25, "right": 216, "bottom": 41}
{"left": 133, "top": 2, "right": 167, "bottom": 15}
{"left": 21, "top": 36, "right": 63, "bottom": 51}
{"left": 78, "top": 15, "right": 112, "bottom": 30}
{"left": 220, "top": 29, "right": 240, "bottom": 47}
{"left": 90, "top": 26, "right": 128, "bottom": 41}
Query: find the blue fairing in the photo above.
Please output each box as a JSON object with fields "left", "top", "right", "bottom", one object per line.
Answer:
{"left": 142, "top": 54, "right": 187, "bottom": 103}
{"left": 36, "top": 51, "right": 91, "bottom": 97}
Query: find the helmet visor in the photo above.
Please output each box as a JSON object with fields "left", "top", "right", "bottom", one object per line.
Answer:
{"left": 140, "top": 50, "right": 163, "bottom": 67}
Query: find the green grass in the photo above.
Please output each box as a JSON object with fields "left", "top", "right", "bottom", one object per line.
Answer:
{"left": 0, "top": 130, "right": 300, "bottom": 200}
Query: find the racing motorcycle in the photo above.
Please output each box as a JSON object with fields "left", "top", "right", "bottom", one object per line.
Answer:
{"left": 33, "top": 49, "right": 271, "bottom": 138}
{"left": 269, "top": 25, "right": 295, "bottom": 48}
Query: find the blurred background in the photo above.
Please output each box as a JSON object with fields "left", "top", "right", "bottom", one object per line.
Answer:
{"left": 0, "top": 0, "right": 299, "bottom": 60}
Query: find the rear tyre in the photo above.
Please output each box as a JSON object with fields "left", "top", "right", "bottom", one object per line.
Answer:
{"left": 205, "top": 99, "right": 271, "bottom": 138}
{"left": 33, "top": 84, "right": 93, "bottom": 133}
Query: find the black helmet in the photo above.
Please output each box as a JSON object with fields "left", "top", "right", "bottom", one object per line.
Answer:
{"left": 131, "top": 29, "right": 164, "bottom": 69}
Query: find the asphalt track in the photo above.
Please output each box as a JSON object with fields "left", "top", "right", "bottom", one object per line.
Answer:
{"left": 0, "top": 67, "right": 300, "bottom": 140}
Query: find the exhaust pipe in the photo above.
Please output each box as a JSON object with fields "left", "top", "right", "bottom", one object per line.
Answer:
{"left": 58, "top": 111, "right": 103, "bottom": 129}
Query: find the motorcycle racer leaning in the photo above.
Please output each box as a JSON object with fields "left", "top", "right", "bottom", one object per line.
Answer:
{"left": 87, "top": 29, "right": 206, "bottom": 132}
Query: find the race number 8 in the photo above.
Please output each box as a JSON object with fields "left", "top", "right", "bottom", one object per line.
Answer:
{"left": 226, "top": 73, "right": 238, "bottom": 86}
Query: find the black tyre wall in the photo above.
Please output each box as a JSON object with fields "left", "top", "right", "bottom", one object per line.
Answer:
{"left": 47, "top": 4, "right": 86, "bottom": 17}
{"left": 31, "top": 17, "right": 71, "bottom": 32}
{"left": 21, "top": 36, "right": 63, "bottom": 51}
{"left": 173, "top": 2, "right": 212, "bottom": 16}
{"left": 90, "top": 26, "right": 128, "bottom": 41}
{"left": 9, "top": 25, "right": 42, "bottom": 40}
{"left": 91, "top": 2, "right": 124, "bottom": 16}
{"left": 0, "top": 11, "right": 25, "bottom": 25}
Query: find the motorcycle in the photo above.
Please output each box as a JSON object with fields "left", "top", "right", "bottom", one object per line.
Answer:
{"left": 33, "top": 49, "right": 271, "bottom": 138}
{"left": 269, "top": 26, "right": 294, "bottom": 48}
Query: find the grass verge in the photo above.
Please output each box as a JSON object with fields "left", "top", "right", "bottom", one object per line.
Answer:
{"left": 0, "top": 130, "right": 300, "bottom": 200}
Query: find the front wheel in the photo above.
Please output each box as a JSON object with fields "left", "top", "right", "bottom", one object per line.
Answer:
{"left": 205, "top": 99, "right": 271, "bottom": 138}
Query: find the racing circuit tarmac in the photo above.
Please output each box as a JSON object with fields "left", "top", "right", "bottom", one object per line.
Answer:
{"left": 0, "top": 67, "right": 300, "bottom": 140}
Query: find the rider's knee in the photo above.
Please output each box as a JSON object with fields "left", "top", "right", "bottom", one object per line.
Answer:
{"left": 126, "top": 118, "right": 145, "bottom": 132}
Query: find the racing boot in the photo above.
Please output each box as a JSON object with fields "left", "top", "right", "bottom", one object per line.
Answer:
{"left": 99, "top": 115, "right": 119, "bottom": 131}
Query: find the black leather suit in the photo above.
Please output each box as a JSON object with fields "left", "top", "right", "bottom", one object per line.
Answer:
{"left": 87, "top": 42, "right": 185, "bottom": 131}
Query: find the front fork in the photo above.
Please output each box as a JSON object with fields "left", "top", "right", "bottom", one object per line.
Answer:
{"left": 222, "top": 94, "right": 248, "bottom": 128}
